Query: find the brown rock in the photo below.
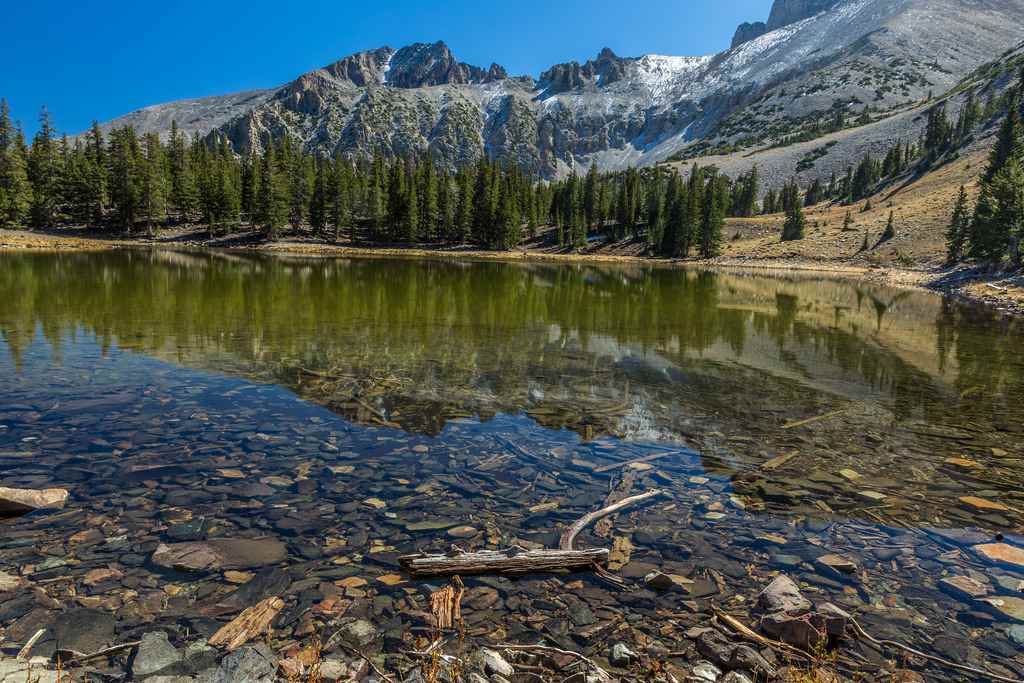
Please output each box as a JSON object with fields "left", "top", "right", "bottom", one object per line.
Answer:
{"left": 959, "top": 496, "right": 1011, "bottom": 513}
{"left": 0, "top": 570, "right": 23, "bottom": 592}
{"left": 938, "top": 576, "right": 989, "bottom": 601}
{"left": 224, "top": 571, "right": 254, "bottom": 584}
{"left": 151, "top": 538, "right": 287, "bottom": 572}
{"left": 83, "top": 567, "right": 123, "bottom": 587}
{"left": 978, "top": 596, "right": 1024, "bottom": 623}
{"left": 815, "top": 554, "right": 857, "bottom": 576}
{"left": 973, "top": 543, "right": 1024, "bottom": 569}
{"left": 0, "top": 486, "right": 69, "bottom": 516}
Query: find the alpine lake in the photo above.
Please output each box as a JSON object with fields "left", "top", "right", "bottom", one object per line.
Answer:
{"left": 0, "top": 250, "right": 1023, "bottom": 682}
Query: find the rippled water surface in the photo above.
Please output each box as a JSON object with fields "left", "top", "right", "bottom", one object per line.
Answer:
{"left": 1, "top": 250, "right": 1022, "bottom": 678}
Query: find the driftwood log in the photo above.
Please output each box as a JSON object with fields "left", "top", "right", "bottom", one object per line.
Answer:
{"left": 208, "top": 596, "right": 284, "bottom": 651}
{"left": 398, "top": 548, "right": 609, "bottom": 578}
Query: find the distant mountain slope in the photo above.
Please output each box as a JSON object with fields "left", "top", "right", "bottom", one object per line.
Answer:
{"left": 92, "top": 0, "right": 1024, "bottom": 178}
{"left": 94, "top": 89, "right": 275, "bottom": 141}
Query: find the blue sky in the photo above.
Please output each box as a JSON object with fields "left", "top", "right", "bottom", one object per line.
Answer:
{"left": 4, "top": 0, "right": 772, "bottom": 136}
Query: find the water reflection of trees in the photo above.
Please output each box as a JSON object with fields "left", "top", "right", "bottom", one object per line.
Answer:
{"left": 0, "top": 251, "right": 1020, "bottom": 437}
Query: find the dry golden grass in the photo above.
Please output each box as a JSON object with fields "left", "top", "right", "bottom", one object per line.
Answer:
{"left": 719, "top": 149, "right": 988, "bottom": 267}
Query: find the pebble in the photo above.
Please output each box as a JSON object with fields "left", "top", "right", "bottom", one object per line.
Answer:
{"left": 447, "top": 525, "right": 479, "bottom": 539}
{"left": 480, "top": 648, "right": 514, "bottom": 677}
{"left": 609, "top": 642, "right": 638, "bottom": 667}
{"left": 691, "top": 661, "right": 723, "bottom": 682}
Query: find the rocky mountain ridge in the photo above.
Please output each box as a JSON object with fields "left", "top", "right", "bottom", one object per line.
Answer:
{"left": 94, "top": 0, "right": 1024, "bottom": 179}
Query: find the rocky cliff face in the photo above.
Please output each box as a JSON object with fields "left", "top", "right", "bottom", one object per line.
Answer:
{"left": 96, "top": 1, "right": 1024, "bottom": 178}
{"left": 766, "top": 0, "right": 844, "bottom": 30}
{"left": 732, "top": 22, "right": 768, "bottom": 49}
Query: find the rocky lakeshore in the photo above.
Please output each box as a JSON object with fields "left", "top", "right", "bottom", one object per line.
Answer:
{"left": 1, "top": 395, "right": 1022, "bottom": 682}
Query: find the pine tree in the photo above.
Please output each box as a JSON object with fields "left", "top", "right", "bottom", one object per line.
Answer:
{"left": 804, "top": 178, "right": 823, "bottom": 207}
{"left": 108, "top": 126, "right": 142, "bottom": 232}
{"left": 583, "top": 164, "right": 599, "bottom": 230}
{"left": 366, "top": 157, "right": 385, "bottom": 241}
{"left": 781, "top": 194, "right": 806, "bottom": 242}
{"left": 881, "top": 211, "right": 897, "bottom": 243}
{"left": 699, "top": 173, "right": 724, "bottom": 258}
{"left": 0, "top": 99, "right": 31, "bottom": 227}
{"left": 982, "top": 89, "right": 1022, "bottom": 183}
{"left": 645, "top": 174, "right": 665, "bottom": 250}
{"left": 240, "top": 153, "right": 256, "bottom": 223}
{"left": 946, "top": 186, "right": 971, "bottom": 263}
{"left": 470, "top": 161, "right": 493, "bottom": 246}
{"left": 453, "top": 169, "right": 472, "bottom": 244}
{"left": 139, "top": 133, "right": 167, "bottom": 235}
{"left": 419, "top": 159, "right": 439, "bottom": 241}
{"left": 84, "top": 121, "right": 107, "bottom": 225}
{"left": 330, "top": 156, "right": 350, "bottom": 242}
{"left": 288, "top": 151, "right": 310, "bottom": 231}
{"left": 167, "top": 121, "right": 194, "bottom": 221}
{"left": 255, "top": 145, "right": 286, "bottom": 239}
{"left": 401, "top": 163, "right": 418, "bottom": 242}
{"left": 661, "top": 174, "right": 684, "bottom": 258}
{"left": 27, "top": 107, "right": 61, "bottom": 228}
{"left": 923, "top": 103, "right": 953, "bottom": 159}
{"left": 309, "top": 158, "right": 329, "bottom": 235}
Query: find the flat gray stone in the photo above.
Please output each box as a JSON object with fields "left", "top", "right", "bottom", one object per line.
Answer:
{"left": 0, "top": 658, "right": 59, "bottom": 683}
{"left": 195, "top": 644, "right": 276, "bottom": 683}
{"left": 133, "top": 632, "right": 183, "bottom": 679}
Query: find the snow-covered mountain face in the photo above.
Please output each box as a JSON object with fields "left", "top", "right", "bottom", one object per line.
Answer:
{"left": 97, "top": 0, "right": 1024, "bottom": 178}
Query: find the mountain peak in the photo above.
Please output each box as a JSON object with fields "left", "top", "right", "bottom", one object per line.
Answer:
{"left": 384, "top": 41, "right": 498, "bottom": 88}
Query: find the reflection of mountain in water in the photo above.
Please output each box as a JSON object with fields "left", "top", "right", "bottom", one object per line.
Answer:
{"left": 2, "top": 249, "right": 1023, "bottom": 527}
{"left": 0, "top": 251, "right": 1021, "bottom": 434}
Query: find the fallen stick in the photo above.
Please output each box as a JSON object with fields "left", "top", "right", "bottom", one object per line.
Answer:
{"left": 399, "top": 548, "right": 609, "bottom": 578}
{"left": 848, "top": 616, "right": 1021, "bottom": 683}
{"left": 559, "top": 489, "right": 665, "bottom": 550}
{"left": 711, "top": 607, "right": 812, "bottom": 663}
{"left": 17, "top": 629, "right": 46, "bottom": 660}
{"left": 335, "top": 644, "right": 396, "bottom": 683}
{"left": 761, "top": 451, "right": 800, "bottom": 471}
{"left": 593, "top": 451, "right": 682, "bottom": 474}
{"left": 62, "top": 640, "right": 142, "bottom": 667}
{"left": 782, "top": 410, "right": 845, "bottom": 430}
{"left": 497, "top": 644, "right": 612, "bottom": 682}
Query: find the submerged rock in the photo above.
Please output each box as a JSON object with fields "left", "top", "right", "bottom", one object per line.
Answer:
{"left": 0, "top": 657, "right": 61, "bottom": 683}
{"left": 973, "top": 543, "right": 1024, "bottom": 570}
{"left": 0, "top": 571, "right": 22, "bottom": 592}
{"left": 0, "top": 486, "right": 68, "bottom": 516}
{"left": 609, "top": 642, "right": 638, "bottom": 667}
{"left": 151, "top": 539, "right": 287, "bottom": 572}
{"left": 939, "top": 575, "right": 989, "bottom": 601}
{"left": 133, "top": 632, "right": 183, "bottom": 679}
{"left": 480, "top": 648, "right": 514, "bottom": 676}
{"left": 758, "top": 575, "right": 811, "bottom": 613}
{"left": 195, "top": 644, "right": 277, "bottom": 683}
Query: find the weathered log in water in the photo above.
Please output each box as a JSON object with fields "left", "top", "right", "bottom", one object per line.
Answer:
{"left": 398, "top": 548, "right": 610, "bottom": 577}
